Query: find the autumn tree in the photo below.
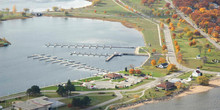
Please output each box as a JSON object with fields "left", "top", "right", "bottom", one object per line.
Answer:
{"left": 171, "top": 26, "right": 175, "bottom": 31}
{"left": 208, "top": 48, "right": 211, "bottom": 52}
{"left": 172, "top": 14, "right": 178, "bottom": 19}
{"left": 212, "top": 31, "right": 219, "bottom": 38}
{"left": 177, "top": 22, "right": 181, "bottom": 27}
{"left": 129, "top": 69, "right": 135, "bottom": 74}
{"left": 196, "top": 76, "right": 209, "bottom": 86}
{"left": 174, "top": 40, "right": 178, "bottom": 46}
{"left": 162, "top": 45, "right": 167, "bottom": 50}
{"left": 184, "top": 27, "right": 190, "bottom": 32}
{"left": 165, "top": 11, "right": 170, "bottom": 15}
{"left": 194, "top": 30, "right": 200, "bottom": 36}
{"left": 158, "top": 57, "right": 166, "bottom": 64}
{"left": 12, "top": 5, "right": 16, "bottom": 14}
{"left": 160, "top": 22, "right": 164, "bottom": 29}
{"left": 167, "top": 64, "right": 178, "bottom": 72}
{"left": 135, "top": 69, "right": 142, "bottom": 74}
{"left": 186, "top": 31, "right": 193, "bottom": 37}
{"left": 151, "top": 59, "right": 156, "bottom": 66}
{"left": 177, "top": 52, "right": 183, "bottom": 63}
{"left": 165, "top": 3, "right": 170, "bottom": 8}
{"left": 152, "top": 49, "right": 156, "bottom": 53}
{"left": 166, "top": 18, "right": 171, "bottom": 23}
{"left": 175, "top": 82, "right": 183, "bottom": 90}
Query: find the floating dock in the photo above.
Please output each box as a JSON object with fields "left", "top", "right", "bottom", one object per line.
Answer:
{"left": 45, "top": 43, "right": 135, "bottom": 49}
{"left": 27, "top": 54, "right": 109, "bottom": 73}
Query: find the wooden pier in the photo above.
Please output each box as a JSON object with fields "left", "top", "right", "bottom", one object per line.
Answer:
{"left": 45, "top": 43, "right": 135, "bottom": 49}
{"left": 27, "top": 54, "right": 109, "bottom": 73}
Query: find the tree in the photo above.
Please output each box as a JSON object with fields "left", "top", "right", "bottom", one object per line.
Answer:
{"left": 184, "top": 27, "right": 190, "bottom": 32}
{"left": 177, "top": 52, "right": 183, "bottom": 63}
{"left": 189, "top": 42, "right": 193, "bottom": 46}
{"left": 66, "top": 80, "right": 75, "bottom": 95}
{"left": 56, "top": 85, "right": 67, "bottom": 97}
{"left": 208, "top": 48, "right": 211, "bottom": 52}
{"left": 12, "top": 5, "right": 16, "bottom": 14}
{"left": 5, "top": 8, "right": 9, "bottom": 12}
{"left": 172, "top": 14, "right": 178, "bottom": 19}
{"left": 167, "top": 64, "right": 178, "bottom": 72}
{"left": 196, "top": 76, "right": 209, "bottom": 85}
{"left": 160, "top": 23, "right": 164, "bottom": 29}
{"left": 92, "top": 0, "right": 101, "bottom": 6}
{"left": 175, "top": 82, "right": 183, "bottom": 90}
{"left": 52, "top": 6, "right": 59, "bottom": 12}
{"left": 64, "top": 11, "right": 69, "bottom": 16}
{"left": 151, "top": 59, "right": 156, "bottom": 66}
{"left": 72, "top": 96, "right": 91, "bottom": 107}
{"left": 152, "top": 48, "right": 156, "bottom": 53}
{"left": 174, "top": 40, "right": 178, "bottom": 46}
{"left": 194, "top": 30, "right": 200, "bottom": 36}
{"left": 166, "top": 18, "right": 171, "bottom": 23}
{"left": 171, "top": 26, "right": 175, "bottom": 31}
{"left": 94, "top": 10, "right": 97, "bottom": 13}
{"left": 0, "top": 13, "right": 3, "bottom": 20}
{"left": 177, "top": 22, "right": 181, "bottom": 27}
{"left": 165, "top": 3, "right": 170, "bottom": 8}
{"left": 81, "top": 96, "right": 91, "bottom": 106}
{"left": 21, "top": 12, "right": 26, "bottom": 16}
{"left": 212, "top": 31, "right": 219, "bottom": 38}
{"left": 135, "top": 69, "right": 142, "bottom": 74}
{"left": 129, "top": 69, "right": 135, "bottom": 74}
{"left": 26, "top": 85, "right": 41, "bottom": 96}
{"left": 23, "top": 8, "right": 29, "bottom": 13}
{"left": 158, "top": 57, "right": 166, "bottom": 64}
{"left": 186, "top": 31, "right": 193, "bottom": 37}
{"left": 162, "top": 45, "right": 167, "bottom": 50}
{"left": 72, "top": 97, "right": 82, "bottom": 107}
{"left": 165, "top": 11, "right": 170, "bottom": 15}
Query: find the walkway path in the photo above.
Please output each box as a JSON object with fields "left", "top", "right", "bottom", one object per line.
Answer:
{"left": 164, "top": 0, "right": 220, "bottom": 50}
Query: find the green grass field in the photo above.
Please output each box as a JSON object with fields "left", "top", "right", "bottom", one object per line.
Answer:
{"left": 59, "top": 92, "right": 116, "bottom": 110}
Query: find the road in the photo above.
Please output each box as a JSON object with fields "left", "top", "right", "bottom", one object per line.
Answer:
{"left": 164, "top": 0, "right": 220, "bottom": 50}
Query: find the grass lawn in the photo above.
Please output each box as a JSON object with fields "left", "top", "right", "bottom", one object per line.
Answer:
{"left": 112, "top": 78, "right": 126, "bottom": 82}
{"left": 178, "top": 72, "right": 192, "bottom": 79}
{"left": 79, "top": 76, "right": 102, "bottom": 82}
{"left": 59, "top": 92, "right": 116, "bottom": 110}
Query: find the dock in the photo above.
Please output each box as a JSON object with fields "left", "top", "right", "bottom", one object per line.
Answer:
{"left": 45, "top": 43, "right": 135, "bottom": 49}
{"left": 27, "top": 54, "right": 109, "bottom": 73}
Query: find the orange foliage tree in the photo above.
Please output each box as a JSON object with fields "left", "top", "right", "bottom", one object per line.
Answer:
{"left": 158, "top": 57, "right": 166, "bottom": 64}
{"left": 151, "top": 59, "right": 156, "bottom": 66}
{"left": 129, "top": 69, "right": 135, "bottom": 74}
{"left": 167, "top": 64, "right": 178, "bottom": 72}
{"left": 162, "top": 45, "right": 167, "bottom": 50}
{"left": 172, "top": 14, "right": 178, "bottom": 19}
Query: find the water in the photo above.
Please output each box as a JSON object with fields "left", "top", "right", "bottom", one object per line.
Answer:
{"left": 0, "top": 0, "right": 92, "bottom": 12}
{"left": 131, "top": 87, "right": 220, "bottom": 110}
{"left": 0, "top": 17, "right": 147, "bottom": 97}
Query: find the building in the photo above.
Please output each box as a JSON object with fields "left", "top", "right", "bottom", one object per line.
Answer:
{"left": 103, "top": 73, "right": 123, "bottom": 79}
{"left": 192, "top": 67, "right": 203, "bottom": 77}
{"left": 157, "top": 81, "right": 175, "bottom": 90}
{"left": 13, "top": 96, "right": 53, "bottom": 110}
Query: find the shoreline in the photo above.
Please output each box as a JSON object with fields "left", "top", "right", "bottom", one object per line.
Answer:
{"left": 118, "top": 77, "right": 220, "bottom": 110}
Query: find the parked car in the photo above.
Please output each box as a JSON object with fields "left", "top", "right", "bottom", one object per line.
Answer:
{"left": 156, "top": 63, "right": 168, "bottom": 68}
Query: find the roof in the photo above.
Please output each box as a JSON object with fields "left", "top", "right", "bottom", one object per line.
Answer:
{"left": 13, "top": 96, "right": 53, "bottom": 110}
{"left": 157, "top": 81, "right": 175, "bottom": 89}
{"left": 104, "top": 73, "right": 122, "bottom": 78}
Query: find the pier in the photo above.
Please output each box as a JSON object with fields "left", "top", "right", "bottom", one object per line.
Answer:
{"left": 27, "top": 54, "right": 109, "bottom": 73}
{"left": 45, "top": 43, "right": 135, "bottom": 49}
{"left": 70, "top": 51, "right": 148, "bottom": 62}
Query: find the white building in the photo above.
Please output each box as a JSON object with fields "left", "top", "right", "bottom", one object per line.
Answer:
{"left": 192, "top": 68, "right": 203, "bottom": 77}
{"left": 13, "top": 96, "right": 53, "bottom": 110}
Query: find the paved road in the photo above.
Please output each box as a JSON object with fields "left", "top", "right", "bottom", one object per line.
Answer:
{"left": 164, "top": 0, "right": 220, "bottom": 50}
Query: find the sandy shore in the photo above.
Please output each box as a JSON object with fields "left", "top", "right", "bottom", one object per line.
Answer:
{"left": 119, "top": 78, "right": 220, "bottom": 110}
